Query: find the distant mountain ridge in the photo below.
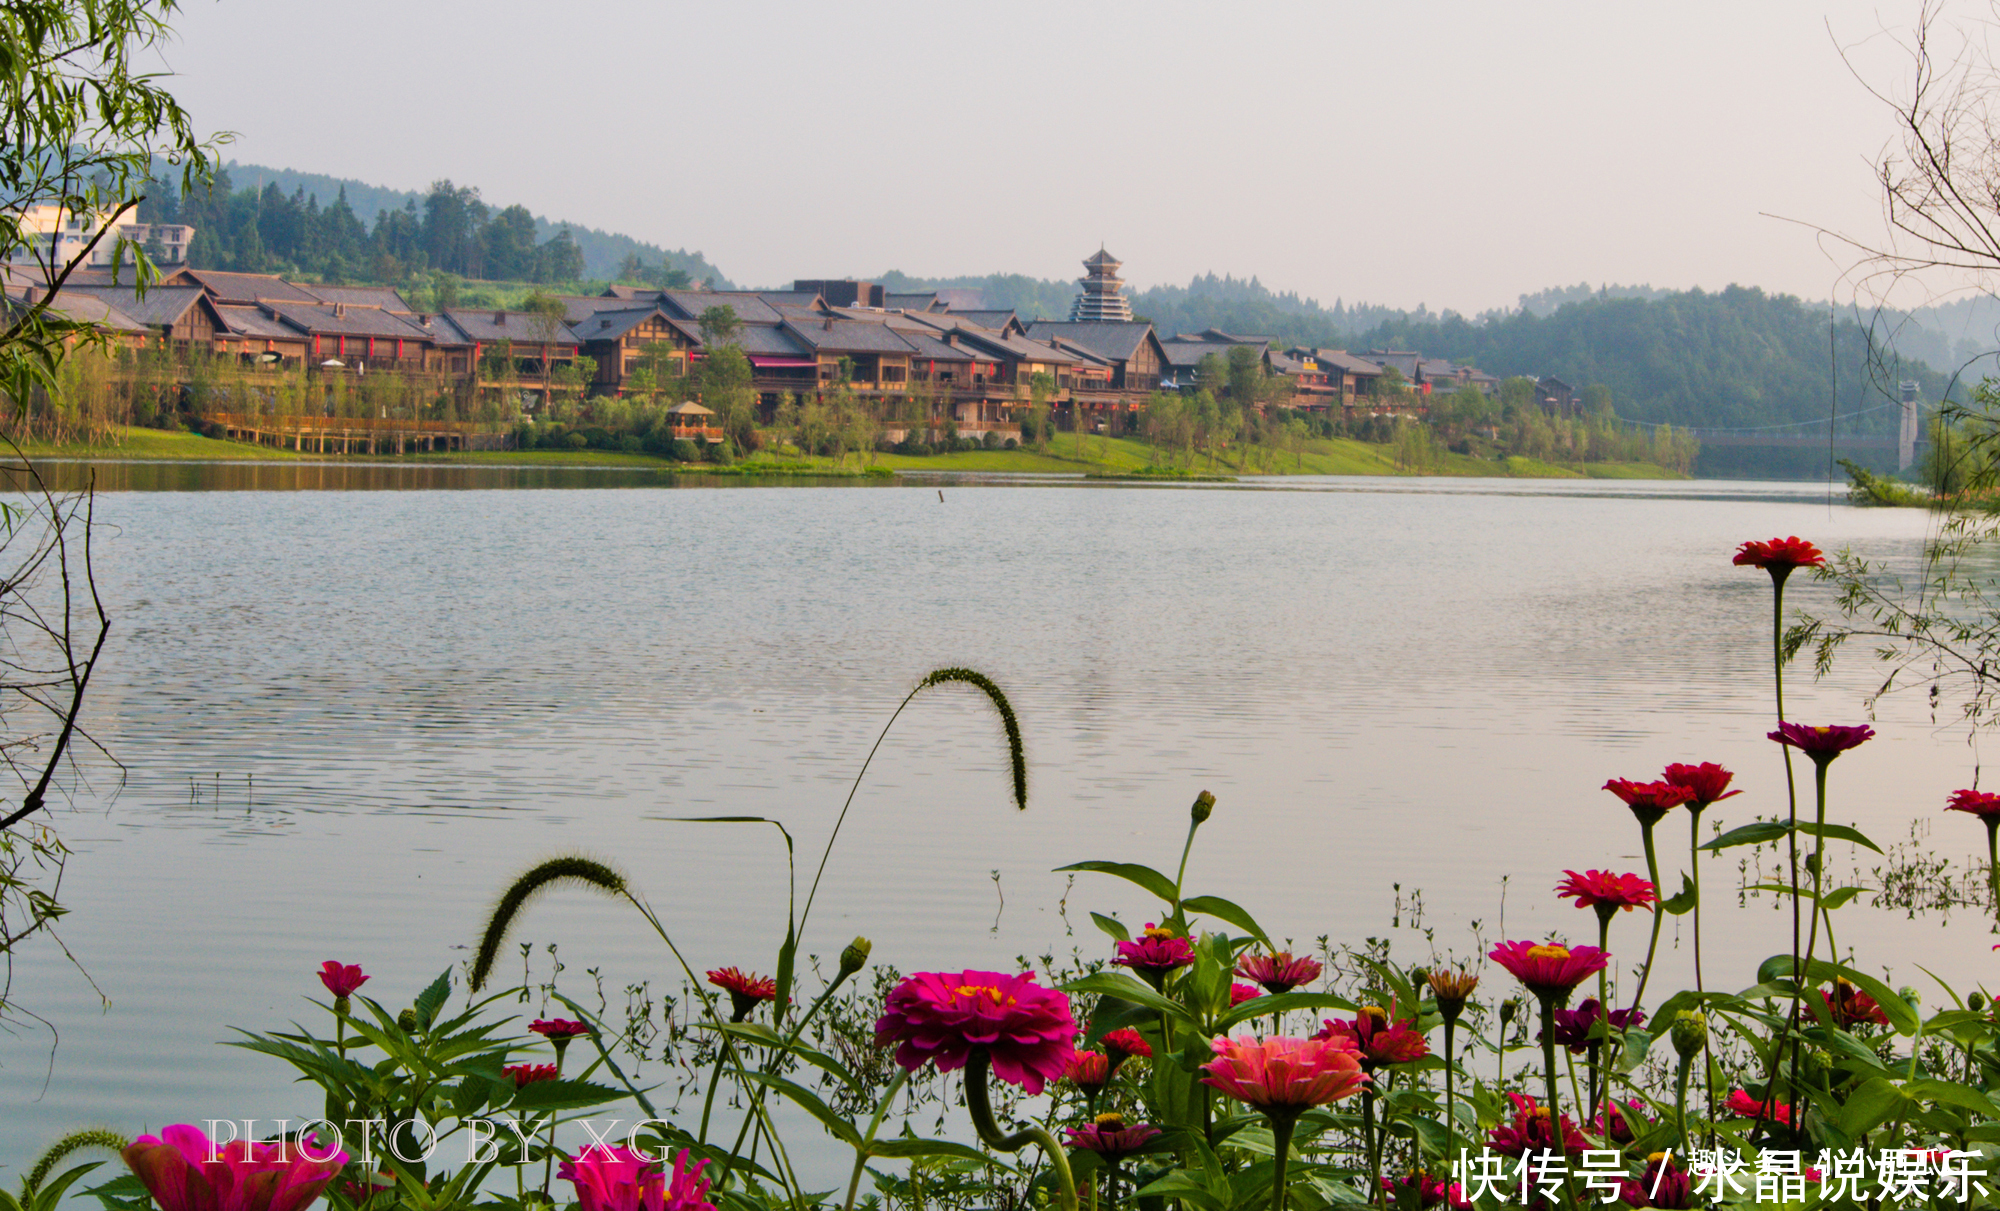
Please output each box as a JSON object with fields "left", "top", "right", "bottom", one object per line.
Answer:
{"left": 211, "top": 161, "right": 733, "bottom": 287}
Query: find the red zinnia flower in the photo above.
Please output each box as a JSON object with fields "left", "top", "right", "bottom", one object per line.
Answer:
{"left": 1661, "top": 762, "right": 1742, "bottom": 811}
{"left": 1768, "top": 722, "right": 1875, "bottom": 764}
{"left": 1381, "top": 1174, "right": 1471, "bottom": 1210}
{"left": 1489, "top": 940, "right": 1610, "bottom": 1003}
{"left": 317, "top": 961, "right": 369, "bottom": 999}
{"left": 530, "top": 1018, "right": 591, "bottom": 1040}
{"left": 1063, "top": 1050, "right": 1111, "bottom": 1095}
{"left": 707, "top": 967, "right": 778, "bottom": 1022}
{"left": 505, "top": 1062, "right": 560, "bottom": 1088}
{"left": 1592, "top": 1096, "right": 1651, "bottom": 1144}
{"left": 1064, "top": 1114, "right": 1160, "bottom": 1161}
{"left": 1316, "top": 1008, "right": 1430, "bottom": 1070}
{"left": 1733, "top": 536, "right": 1825, "bottom": 574}
{"left": 1113, "top": 924, "right": 1196, "bottom": 978}
{"left": 1200, "top": 1034, "right": 1368, "bottom": 1110}
{"left": 1947, "top": 789, "right": 2000, "bottom": 819}
{"left": 1235, "top": 950, "right": 1323, "bottom": 994}
{"left": 1725, "top": 1088, "right": 1793, "bottom": 1124}
{"left": 124, "top": 1125, "right": 350, "bottom": 1211}
{"left": 874, "top": 969, "right": 1077, "bottom": 1096}
{"left": 1486, "top": 1092, "right": 1587, "bottom": 1158}
{"left": 1101, "top": 1027, "right": 1152, "bottom": 1063}
{"left": 1821, "top": 979, "right": 1889, "bottom": 1029}
{"left": 1604, "top": 778, "right": 1694, "bottom": 827}
{"left": 1230, "top": 982, "right": 1263, "bottom": 1005}
{"left": 1620, "top": 1156, "right": 1693, "bottom": 1209}
{"left": 1556, "top": 870, "right": 1656, "bottom": 913}
{"left": 560, "top": 1145, "right": 715, "bottom": 1211}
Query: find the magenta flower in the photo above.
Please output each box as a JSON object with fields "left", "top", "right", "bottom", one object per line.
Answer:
{"left": 706, "top": 967, "right": 777, "bottom": 1022}
{"left": 1063, "top": 1050, "right": 1110, "bottom": 1096}
{"left": 505, "top": 1062, "right": 560, "bottom": 1087}
{"left": 1948, "top": 788, "right": 2000, "bottom": 819}
{"left": 123, "top": 1124, "right": 348, "bottom": 1211}
{"left": 1661, "top": 762, "right": 1742, "bottom": 811}
{"left": 1381, "top": 1174, "right": 1470, "bottom": 1210}
{"left": 1542, "top": 999, "right": 1644, "bottom": 1053}
{"left": 1113, "top": 924, "right": 1196, "bottom": 979}
{"left": 1235, "top": 951, "right": 1323, "bottom": 994}
{"left": 1315, "top": 1009, "right": 1430, "bottom": 1070}
{"left": 1064, "top": 1114, "right": 1160, "bottom": 1161}
{"left": 1603, "top": 778, "right": 1694, "bottom": 827}
{"left": 1100, "top": 1027, "right": 1152, "bottom": 1069}
{"left": 559, "top": 1144, "right": 715, "bottom": 1211}
{"left": 874, "top": 969, "right": 1077, "bottom": 1096}
{"left": 1555, "top": 870, "right": 1656, "bottom": 914}
{"left": 1230, "top": 982, "right": 1263, "bottom": 1005}
{"left": 1592, "top": 1096, "right": 1651, "bottom": 1145}
{"left": 316, "top": 961, "right": 368, "bottom": 999}
{"left": 530, "top": 1018, "right": 592, "bottom": 1040}
{"left": 1200, "top": 1034, "right": 1368, "bottom": 1110}
{"left": 1488, "top": 940, "right": 1609, "bottom": 1004}
{"left": 1620, "top": 1156, "right": 1693, "bottom": 1209}
{"left": 1733, "top": 536, "right": 1826, "bottom": 576}
{"left": 1768, "top": 722, "right": 1875, "bottom": 765}
{"left": 1486, "top": 1092, "right": 1587, "bottom": 1159}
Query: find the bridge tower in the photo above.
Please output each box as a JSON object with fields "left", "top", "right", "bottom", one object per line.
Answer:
{"left": 1899, "top": 381, "right": 1921, "bottom": 471}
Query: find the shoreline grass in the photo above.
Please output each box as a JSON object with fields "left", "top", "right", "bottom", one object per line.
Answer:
{"left": 13, "top": 426, "right": 1691, "bottom": 481}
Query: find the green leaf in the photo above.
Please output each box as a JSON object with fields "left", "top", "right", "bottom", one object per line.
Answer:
{"left": 1180, "top": 896, "right": 1271, "bottom": 948}
{"left": 1089, "top": 912, "right": 1131, "bottom": 943}
{"left": 1054, "top": 860, "right": 1179, "bottom": 904}
{"left": 450, "top": 1075, "right": 491, "bottom": 1118}
{"left": 1903, "top": 1079, "right": 2000, "bottom": 1115}
{"left": 1614, "top": 1027, "right": 1657, "bottom": 1074}
{"left": 1799, "top": 821, "right": 1883, "bottom": 854}
{"left": 774, "top": 923, "right": 797, "bottom": 1028}
{"left": 705, "top": 1022, "right": 862, "bottom": 1094}
{"left": 1703, "top": 820, "right": 1791, "bottom": 851}
{"left": 1214, "top": 992, "right": 1356, "bottom": 1033}
{"left": 1658, "top": 874, "right": 1697, "bottom": 916}
{"left": 508, "top": 1078, "right": 626, "bottom": 1112}
{"left": 413, "top": 968, "right": 452, "bottom": 1031}
{"left": 867, "top": 1139, "right": 993, "bottom": 1162}
{"left": 733, "top": 1071, "right": 863, "bottom": 1146}
{"left": 1837, "top": 1076, "right": 1906, "bottom": 1136}
{"left": 1805, "top": 959, "right": 1921, "bottom": 1036}
{"left": 1060, "top": 972, "right": 1196, "bottom": 1025}
{"left": 1822, "top": 886, "right": 1865, "bottom": 910}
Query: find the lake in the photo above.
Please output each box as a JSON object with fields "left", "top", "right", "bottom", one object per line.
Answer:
{"left": 0, "top": 465, "right": 1972, "bottom": 1175}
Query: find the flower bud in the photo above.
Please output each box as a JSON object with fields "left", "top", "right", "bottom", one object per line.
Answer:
{"left": 1500, "top": 998, "right": 1521, "bottom": 1028}
{"left": 1426, "top": 968, "right": 1479, "bottom": 1027}
{"left": 839, "top": 936, "right": 872, "bottom": 978}
{"left": 334, "top": 996, "right": 352, "bottom": 1018}
{"left": 397, "top": 1007, "right": 419, "bottom": 1032}
{"left": 1797, "top": 1046, "right": 1830, "bottom": 1089}
{"left": 1971, "top": 990, "right": 1987, "bottom": 1013}
{"left": 1670, "top": 1010, "right": 1708, "bottom": 1061}
{"left": 1191, "top": 790, "right": 1215, "bottom": 824}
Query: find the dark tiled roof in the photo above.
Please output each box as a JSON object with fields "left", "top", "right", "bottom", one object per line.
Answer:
{"left": 1021, "top": 321, "right": 1153, "bottom": 362}
{"left": 572, "top": 307, "right": 675, "bottom": 344}
{"left": 950, "top": 309, "right": 1018, "bottom": 331}
{"left": 783, "top": 318, "right": 919, "bottom": 355}
{"left": 1309, "top": 350, "right": 1384, "bottom": 376}
{"left": 884, "top": 292, "right": 942, "bottom": 312}
{"left": 63, "top": 284, "right": 205, "bottom": 328}
{"left": 213, "top": 304, "right": 304, "bottom": 341}
{"left": 442, "top": 308, "right": 579, "bottom": 345}
{"left": 660, "top": 291, "right": 785, "bottom": 324}
{"left": 559, "top": 294, "right": 648, "bottom": 324}
{"left": 168, "top": 268, "right": 321, "bottom": 305}
{"left": 950, "top": 325, "right": 1081, "bottom": 366}
{"left": 262, "top": 301, "right": 433, "bottom": 340}
{"left": 896, "top": 329, "right": 971, "bottom": 361}
{"left": 1159, "top": 341, "right": 1236, "bottom": 370}
{"left": 37, "top": 291, "right": 148, "bottom": 333}
{"left": 730, "top": 324, "right": 814, "bottom": 357}
{"left": 311, "top": 285, "right": 416, "bottom": 313}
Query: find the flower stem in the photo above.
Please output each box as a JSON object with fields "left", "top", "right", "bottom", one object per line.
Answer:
{"left": 1690, "top": 806, "right": 1715, "bottom": 1137}
{"left": 1592, "top": 912, "right": 1611, "bottom": 1125}
{"left": 1363, "top": 1087, "right": 1384, "bottom": 1209}
{"left": 965, "top": 1051, "right": 1078, "bottom": 1211}
{"left": 1441, "top": 1018, "right": 1458, "bottom": 1166}
{"left": 1986, "top": 818, "right": 2000, "bottom": 925}
{"left": 1630, "top": 822, "right": 1665, "bottom": 1016}
{"left": 1268, "top": 1111, "right": 1298, "bottom": 1211}
{"left": 1537, "top": 997, "right": 1575, "bottom": 1206}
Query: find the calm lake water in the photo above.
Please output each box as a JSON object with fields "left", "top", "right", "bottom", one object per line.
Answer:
{"left": 0, "top": 464, "right": 1976, "bottom": 1175}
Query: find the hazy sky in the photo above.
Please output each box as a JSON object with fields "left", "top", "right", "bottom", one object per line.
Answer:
{"left": 150, "top": 1, "right": 1953, "bottom": 311}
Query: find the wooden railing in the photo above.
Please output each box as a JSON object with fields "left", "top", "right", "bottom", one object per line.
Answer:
{"left": 205, "top": 412, "right": 486, "bottom": 434}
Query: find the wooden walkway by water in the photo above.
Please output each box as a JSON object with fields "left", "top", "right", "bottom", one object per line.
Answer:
{"left": 205, "top": 413, "right": 504, "bottom": 454}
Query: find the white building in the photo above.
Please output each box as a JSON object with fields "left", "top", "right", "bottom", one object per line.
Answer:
{"left": 9, "top": 203, "right": 194, "bottom": 268}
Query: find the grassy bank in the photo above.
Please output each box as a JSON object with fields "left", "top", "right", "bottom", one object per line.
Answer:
{"left": 12, "top": 426, "right": 1688, "bottom": 480}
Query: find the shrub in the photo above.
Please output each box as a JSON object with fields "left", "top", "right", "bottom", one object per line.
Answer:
{"left": 704, "top": 441, "right": 734, "bottom": 465}
{"left": 618, "top": 435, "right": 643, "bottom": 453}
{"left": 565, "top": 433, "right": 587, "bottom": 449}
{"left": 670, "top": 439, "right": 700, "bottom": 462}
{"left": 982, "top": 430, "right": 1002, "bottom": 449}
{"left": 1004, "top": 437, "right": 1018, "bottom": 450}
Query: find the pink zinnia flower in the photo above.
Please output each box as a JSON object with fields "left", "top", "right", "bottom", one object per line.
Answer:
{"left": 1230, "top": 982, "right": 1263, "bottom": 1005}
{"left": 559, "top": 1144, "right": 715, "bottom": 1211}
{"left": 505, "top": 1062, "right": 560, "bottom": 1087}
{"left": 1603, "top": 778, "right": 1694, "bottom": 827}
{"left": 1113, "top": 924, "right": 1196, "bottom": 978}
{"left": 1592, "top": 1096, "right": 1652, "bottom": 1144}
{"left": 1556, "top": 870, "right": 1656, "bottom": 913}
{"left": 317, "top": 961, "right": 368, "bottom": 999}
{"left": 1316, "top": 1008, "right": 1430, "bottom": 1070}
{"left": 1620, "top": 1156, "right": 1693, "bottom": 1209}
{"left": 1064, "top": 1114, "right": 1160, "bottom": 1161}
{"left": 1486, "top": 1092, "right": 1587, "bottom": 1158}
{"left": 1063, "top": 1050, "right": 1110, "bottom": 1095}
{"left": 1661, "top": 762, "right": 1742, "bottom": 810}
{"left": 874, "top": 969, "right": 1076, "bottom": 1096}
{"left": 1100, "top": 1027, "right": 1151, "bottom": 1069}
{"left": 123, "top": 1123, "right": 349, "bottom": 1211}
{"left": 1199, "top": 1034, "right": 1368, "bottom": 1110}
{"left": 530, "top": 1018, "right": 592, "bottom": 1040}
{"left": 1947, "top": 788, "right": 2000, "bottom": 819}
{"left": 1235, "top": 951, "right": 1323, "bottom": 994}
{"left": 1768, "top": 722, "right": 1874, "bottom": 764}
{"left": 1734, "top": 536, "right": 1826, "bottom": 572}
{"left": 1725, "top": 1088, "right": 1793, "bottom": 1124}
{"left": 1488, "top": 940, "right": 1609, "bottom": 1003}
{"left": 1543, "top": 1000, "right": 1645, "bottom": 1054}
{"left": 1381, "top": 1174, "right": 1470, "bottom": 1210}
{"left": 707, "top": 967, "right": 777, "bottom": 1022}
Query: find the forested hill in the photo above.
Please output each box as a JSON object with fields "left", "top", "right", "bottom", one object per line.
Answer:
{"left": 142, "top": 162, "right": 733, "bottom": 287}
{"left": 1351, "top": 286, "right": 1958, "bottom": 434}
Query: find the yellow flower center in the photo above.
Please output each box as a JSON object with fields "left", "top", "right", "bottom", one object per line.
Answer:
{"left": 1647, "top": 1152, "right": 1668, "bottom": 1165}
{"left": 955, "top": 984, "right": 1015, "bottom": 1007}
{"left": 1094, "top": 1112, "right": 1125, "bottom": 1128}
{"left": 1814, "top": 726, "right": 1831, "bottom": 736}
{"left": 1525, "top": 944, "right": 1571, "bottom": 961}
{"left": 1141, "top": 925, "right": 1177, "bottom": 940}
